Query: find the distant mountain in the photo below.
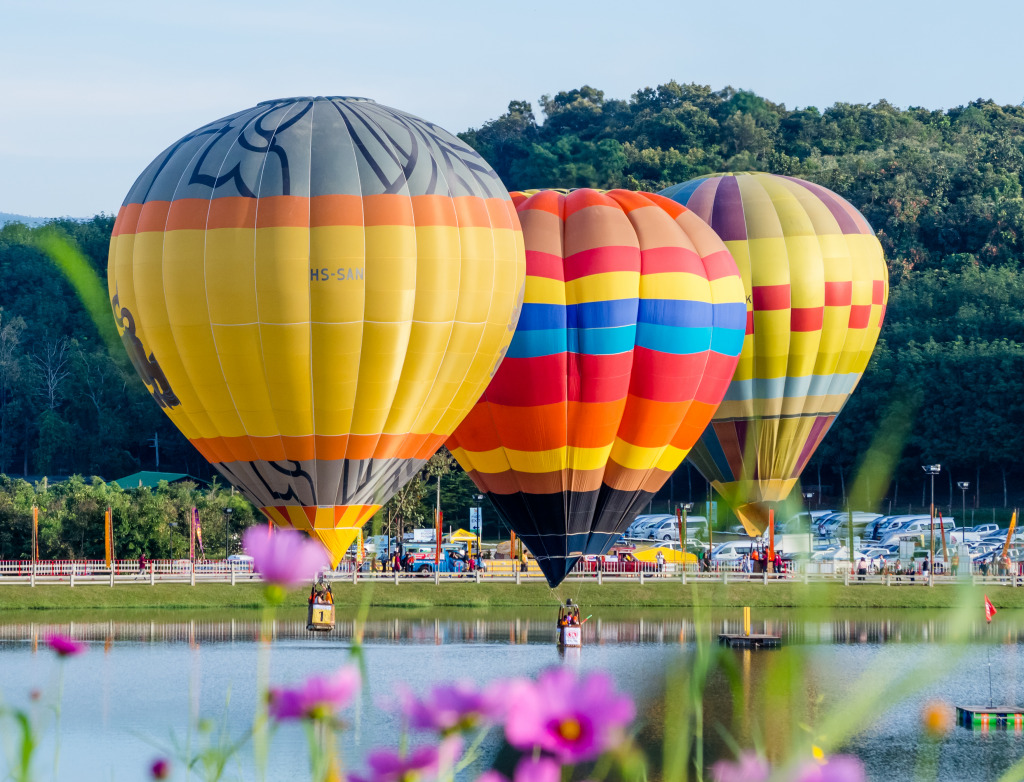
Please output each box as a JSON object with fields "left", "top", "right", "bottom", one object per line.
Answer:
{"left": 0, "top": 212, "right": 49, "bottom": 227}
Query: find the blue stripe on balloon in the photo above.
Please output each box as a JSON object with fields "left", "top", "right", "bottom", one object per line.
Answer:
{"left": 659, "top": 177, "right": 709, "bottom": 205}
{"left": 514, "top": 303, "right": 565, "bottom": 331}
{"left": 635, "top": 323, "right": 712, "bottom": 354}
{"left": 710, "top": 327, "right": 745, "bottom": 356}
{"left": 567, "top": 299, "right": 638, "bottom": 330}
{"left": 506, "top": 329, "right": 567, "bottom": 358}
{"left": 637, "top": 299, "right": 712, "bottom": 328}
{"left": 714, "top": 302, "right": 748, "bottom": 331}
{"left": 699, "top": 433, "right": 736, "bottom": 483}
{"left": 570, "top": 325, "right": 637, "bottom": 355}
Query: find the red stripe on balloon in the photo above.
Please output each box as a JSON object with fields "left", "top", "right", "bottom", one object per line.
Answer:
{"left": 752, "top": 284, "right": 790, "bottom": 311}
{"left": 791, "top": 307, "right": 824, "bottom": 332}
{"left": 638, "top": 246, "right": 705, "bottom": 276}
{"left": 824, "top": 280, "right": 852, "bottom": 306}
{"left": 562, "top": 245, "right": 639, "bottom": 281}
{"left": 849, "top": 304, "right": 871, "bottom": 329}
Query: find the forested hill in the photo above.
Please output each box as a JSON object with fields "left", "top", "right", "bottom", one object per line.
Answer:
{"left": 0, "top": 82, "right": 1023, "bottom": 516}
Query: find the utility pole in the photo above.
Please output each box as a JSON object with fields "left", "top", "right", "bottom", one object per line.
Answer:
{"left": 150, "top": 432, "right": 160, "bottom": 469}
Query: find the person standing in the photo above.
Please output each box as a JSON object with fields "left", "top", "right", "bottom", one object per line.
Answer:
{"left": 656, "top": 550, "right": 665, "bottom": 576}
{"left": 951, "top": 549, "right": 960, "bottom": 577}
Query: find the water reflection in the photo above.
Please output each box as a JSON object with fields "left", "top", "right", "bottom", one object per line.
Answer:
{"left": 1, "top": 609, "right": 1023, "bottom": 781}
{"left": 2, "top": 608, "right": 1024, "bottom": 647}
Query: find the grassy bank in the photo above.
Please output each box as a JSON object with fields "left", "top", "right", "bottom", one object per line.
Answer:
{"left": 3, "top": 580, "right": 1024, "bottom": 611}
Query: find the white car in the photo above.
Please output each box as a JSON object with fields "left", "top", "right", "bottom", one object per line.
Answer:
{"left": 711, "top": 541, "right": 757, "bottom": 562}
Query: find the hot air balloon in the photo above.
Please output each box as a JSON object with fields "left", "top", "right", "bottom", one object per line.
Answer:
{"left": 108, "top": 96, "right": 525, "bottom": 564}
{"left": 446, "top": 188, "right": 746, "bottom": 585}
{"left": 659, "top": 172, "right": 888, "bottom": 534}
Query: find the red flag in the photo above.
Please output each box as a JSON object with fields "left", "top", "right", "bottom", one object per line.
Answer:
{"left": 985, "top": 595, "right": 997, "bottom": 623}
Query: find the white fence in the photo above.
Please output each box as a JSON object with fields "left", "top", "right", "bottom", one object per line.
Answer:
{"left": 0, "top": 558, "right": 1020, "bottom": 588}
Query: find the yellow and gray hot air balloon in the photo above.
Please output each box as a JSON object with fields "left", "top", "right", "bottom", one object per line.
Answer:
{"left": 108, "top": 96, "right": 525, "bottom": 563}
{"left": 659, "top": 173, "right": 888, "bottom": 534}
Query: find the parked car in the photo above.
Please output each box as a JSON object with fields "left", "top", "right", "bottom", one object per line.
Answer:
{"left": 710, "top": 541, "right": 757, "bottom": 562}
{"left": 646, "top": 516, "right": 709, "bottom": 542}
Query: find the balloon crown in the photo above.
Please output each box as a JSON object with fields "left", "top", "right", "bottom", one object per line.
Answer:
{"left": 257, "top": 96, "right": 376, "bottom": 106}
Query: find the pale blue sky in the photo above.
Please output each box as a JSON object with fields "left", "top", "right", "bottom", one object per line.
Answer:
{"left": 2, "top": 0, "right": 1021, "bottom": 217}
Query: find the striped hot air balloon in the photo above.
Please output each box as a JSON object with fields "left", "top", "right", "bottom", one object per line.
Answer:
{"left": 660, "top": 172, "right": 888, "bottom": 535}
{"left": 108, "top": 96, "right": 525, "bottom": 564}
{"left": 447, "top": 188, "right": 746, "bottom": 585}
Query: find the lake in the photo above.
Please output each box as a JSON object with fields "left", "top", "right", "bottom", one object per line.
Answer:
{"left": 1, "top": 606, "right": 1023, "bottom": 780}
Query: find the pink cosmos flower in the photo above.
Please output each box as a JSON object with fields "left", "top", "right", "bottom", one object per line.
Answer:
{"left": 503, "top": 668, "right": 634, "bottom": 763}
{"left": 710, "top": 753, "right": 770, "bottom": 782}
{"left": 45, "top": 633, "right": 85, "bottom": 657}
{"left": 477, "top": 756, "right": 561, "bottom": 782}
{"left": 267, "top": 665, "right": 360, "bottom": 721}
{"left": 401, "top": 681, "right": 502, "bottom": 734}
{"left": 149, "top": 758, "right": 171, "bottom": 779}
{"left": 243, "top": 525, "right": 329, "bottom": 589}
{"left": 350, "top": 736, "right": 462, "bottom": 782}
{"left": 795, "top": 756, "right": 866, "bottom": 782}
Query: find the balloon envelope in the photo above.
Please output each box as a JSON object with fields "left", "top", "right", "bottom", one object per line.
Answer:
{"left": 109, "top": 96, "right": 525, "bottom": 563}
{"left": 659, "top": 173, "right": 888, "bottom": 534}
{"left": 447, "top": 188, "right": 745, "bottom": 585}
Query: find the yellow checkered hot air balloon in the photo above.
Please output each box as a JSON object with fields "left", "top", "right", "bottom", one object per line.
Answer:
{"left": 660, "top": 173, "right": 888, "bottom": 535}
{"left": 108, "top": 96, "right": 525, "bottom": 563}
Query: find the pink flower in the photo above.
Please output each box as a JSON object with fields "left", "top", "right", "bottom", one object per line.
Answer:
{"left": 711, "top": 753, "right": 769, "bottom": 782}
{"left": 351, "top": 736, "right": 462, "bottom": 782}
{"left": 268, "top": 665, "right": 360, "bottom": 721}
{"left": 243, "top": 525, "right": 329, "bottom": 589}
{"left": 401, "top": 681, "right": 501, "bottom": 734}
{"left": 478, "top": 757, "right": 561, "bottom": 782}
{"left": 45, "top": 633, "right": 85, "bottom": 657}
{"left": 149, "top": 758, "right": 171, "bottom": 779}
{"left": 503, "top": 668, "right": 634, "bottom": 763}
{"left": 795, "top": 756, "right": 866, "bottom": 782}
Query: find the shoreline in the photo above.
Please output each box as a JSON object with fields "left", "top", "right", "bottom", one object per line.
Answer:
{"left": 2, "top": 581, "right": 1023, "bottom": 611}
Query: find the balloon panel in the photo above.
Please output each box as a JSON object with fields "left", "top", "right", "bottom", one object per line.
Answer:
{"left": 448, "top": 189, "right": 745, "bottom": 584}
{"left": 660, "top": 173, "right": 888, "bottom": 533}
{"left": 109, "top": 97, "right": 526, "bottom": 563}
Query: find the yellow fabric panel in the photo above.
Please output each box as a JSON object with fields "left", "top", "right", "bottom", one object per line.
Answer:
{"left": 254, "top": 227, "right": 311, "bottom": 325}
{"left": 309, "top": 226, "right": 367, "bottom": 325}
{"left": 761, "top": 179, "right": 816, "bottom": 238}
{"left": 450, "top": 444, "right": 511, "bottom": 475}
{"left": 746, "top": 237, "right": 791, "bottom": 287}
{"left": 383, "top": 322, "right": 457, "bottom": 433}
{"left": 710, "top": 275, "right": 746, "bottom": 309}
{"left": 453, "top": 230, "right": 498, "bottom": 323}
{"left": 410, "top": 227, "right": 462, "bottom": 323}
{"left": 787, "top": 181, "right": 845, "bottom": 236}
{"left": 566, "top": 272, "right": 639, "bottom": 305}
{"left": 609, "top": 440, "right": 671, "bottom": 471}
{"left": 211, "top": 324, "right": 278, "bottom": 433}
{"left": 350, "top": 321, "right": 412, "bottom": 436}
{"left": 363, "top": 228, "right": 418, "bottom": 324}
{"left": 260, "top": 323, "right": 313, "bottom": 437}
{"left": 205, "top": 228, "right": 258, "bottom": 325}
{"left": 786, "top": 235, "right": 825, "bottom": 307}
{"left": 752, "top": 310, "right": 791, "bottom": 375}
{"left": 640, "top": 272, "right": 710, "bottom": 302}
{"left": 737, "top": 177, "right": 784, "bottom": 239}
{"left": 566, "top": 444, "right": 614, "bottom": 473}
{"left": 414, "top": 321, "right": 485, "bottom": 434}
{"left": 786, "top": 331, "right": 822, "bottom": 379}
{"left": 312, "top": 322, "right": 364, "bottom": 434}
{"left": 155, "top": 231, "right": 245, "bottom": 439}
{"left": 732, "top": 334, "right": 757, "bottom": 383}
{"left": 109, "top": 234, "right": 202, "bottom": 441}
{"left": 525, "top": 275, "right": 565, "bottom": 305}
{"left": 655, "top": 444, "right": 689, "bottom": 472}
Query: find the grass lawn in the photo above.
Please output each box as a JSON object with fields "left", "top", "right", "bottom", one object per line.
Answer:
{"left": 2, "top": 579, "right": 1023, "bottom": 611}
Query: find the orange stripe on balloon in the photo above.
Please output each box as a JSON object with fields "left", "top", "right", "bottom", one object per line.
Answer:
{"left": 190, "top": 432, "right": 445, "bottom": 464}
{"left": 115, "top": 194, "right": 515, "bottom": 233}
{"left": 617, "top": 397, "right": 694, "bottom": 448}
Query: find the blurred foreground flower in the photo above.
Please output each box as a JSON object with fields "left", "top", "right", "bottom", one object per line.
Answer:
{"left": 921, "top": 699, "right": 954, "bottom": 738}
{"left": 149, "top": 757, "right": 171, "bottom": 779}
{"left": 478, "top": 756, "right": 561, "bottom": 782}
{"left": 243, "top": 525, "right": 329, "bottom": 601}
{"left": 268, "top": 665, "right": 360, "bottom": 721}
{"left": 711, "top": 753, "right": 865, "bottom": 782}
{"left": 45, "top": 633, "right": 85, "bottom": 657}
{"left": 504, "top": 668, "right": 634, "bottom": 763}
{"left": 351, "top": 736, "right": 462, "bottom": 782}
{"left": 710, "top": 752, "right": 769, "bottom": 782}
{"left": 401, "top": 681, "right": 501, "bottom": 735}
{"left": 795, "top": 755, "right": 865, "bottom": 782}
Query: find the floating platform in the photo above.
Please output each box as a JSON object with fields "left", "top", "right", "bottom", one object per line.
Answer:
{"left": 957, "top": 706, "right": 1024, "bottom": 730}
{"left": 718, "top": 633, "right": 781, "bottom": 649}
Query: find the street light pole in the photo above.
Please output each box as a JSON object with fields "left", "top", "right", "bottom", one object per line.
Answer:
{"left": 223, "top": 507, "right": 233, "bottom": 559}
{"left": 923, "top": 465, "right": 941, "bottom": 565}
{"left": 958, "top": 482, "right": 970, "bottom": 526}
{"left": 803, "top": 491, "right": 815, "bottom": 559}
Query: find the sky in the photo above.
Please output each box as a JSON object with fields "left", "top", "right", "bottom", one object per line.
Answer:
{"left": 2, "top": 0, "right": 1022, "bottom": 218}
